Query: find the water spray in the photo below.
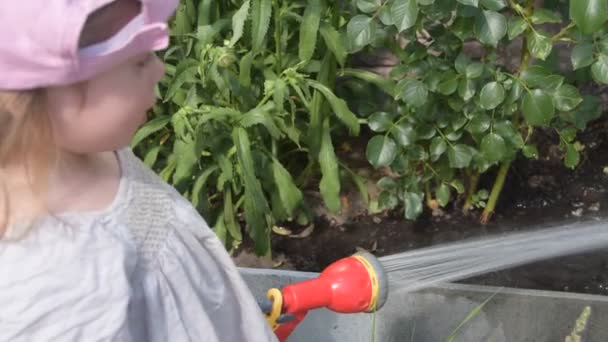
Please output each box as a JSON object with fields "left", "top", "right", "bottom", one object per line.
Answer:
{"left": 260, "top": 221, "right": 608, "bottom": 341}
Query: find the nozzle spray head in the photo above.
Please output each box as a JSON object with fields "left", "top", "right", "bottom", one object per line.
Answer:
{"left": 278, "top": 251, "right": 389, "bottom": 314}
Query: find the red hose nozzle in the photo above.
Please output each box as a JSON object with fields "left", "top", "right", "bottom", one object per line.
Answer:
{"left": 263, "top": 251, "right": 388, "bottom": 341}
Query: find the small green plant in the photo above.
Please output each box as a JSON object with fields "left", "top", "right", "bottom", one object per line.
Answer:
{"left": 133, "top": 0, "right": 359, "bottom": 255}
{"left": 565, "top": 306, "right": 592, "bottom": 342}
{"left": 345, "top": 0, "right": 607, "bottom": 223}
{"left": 445, "top": 288, "right": 502, "bottom": 342}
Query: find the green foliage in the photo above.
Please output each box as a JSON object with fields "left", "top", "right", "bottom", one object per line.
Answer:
{"left": 136, "top": 0, "right": 608, "bottom": 254}
{"left": 345, "top": 0, "right": 607, "bottom": 221}
{"left": 134, "top": 0, "right": 358, "bottom": 255}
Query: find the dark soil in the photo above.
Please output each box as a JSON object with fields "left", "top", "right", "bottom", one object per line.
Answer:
{"left": 265, "top": 101, "right": 608, "bottom": 296}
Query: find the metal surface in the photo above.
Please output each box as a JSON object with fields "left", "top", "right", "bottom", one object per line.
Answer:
{"left": 241, "top": 268, "right": 608, "bottom": 342}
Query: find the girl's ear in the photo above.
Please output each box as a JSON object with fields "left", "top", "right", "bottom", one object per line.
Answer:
{"left": 79, "top": 0, "right": 142, "bottom": 48}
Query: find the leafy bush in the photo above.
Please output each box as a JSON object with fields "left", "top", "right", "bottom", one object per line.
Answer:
{"left": 345, "top": 0, "right": 607, "bottom": 223}
{"left": 132, "top": 0, "right": 360, "bottom": 255}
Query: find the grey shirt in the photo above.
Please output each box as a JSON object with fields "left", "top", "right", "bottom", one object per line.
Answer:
{"left": 0, "top": 148, "right": 277, "bottom": 342}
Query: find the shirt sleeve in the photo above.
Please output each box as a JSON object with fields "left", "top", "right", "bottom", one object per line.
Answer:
{"left": 141, "top": 197, "right": 278, "bottom": 342}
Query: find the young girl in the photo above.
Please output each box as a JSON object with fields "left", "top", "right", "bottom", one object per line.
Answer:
{"left": 0, "top": 1, "right": 277, "bottom": 341}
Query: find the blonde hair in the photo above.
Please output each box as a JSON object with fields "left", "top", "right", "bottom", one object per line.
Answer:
{"left": 0, "top": 90, "right": 55, "bottom": 238}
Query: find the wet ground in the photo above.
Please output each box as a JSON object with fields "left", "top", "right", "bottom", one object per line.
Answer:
{"left": 263, "top": 109, "right": 608, "bottom": 296}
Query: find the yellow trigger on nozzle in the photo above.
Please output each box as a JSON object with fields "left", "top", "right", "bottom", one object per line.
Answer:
{"left": 265, "top": 288, "right": 284, "bottom": 330}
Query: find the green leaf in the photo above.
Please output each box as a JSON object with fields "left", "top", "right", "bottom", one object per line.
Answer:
{"left": 308, "top": 80, "right": 360, "bottom": 135}
{"left": 527, "top": 31, "right": 553, "bottom": 60}
{"left": 213, "top": 215, "right": 228, "bottom": 248}
{"left": 480, "top": 0, "right": 506, "bottom": 10}
{"left": 417, "top": 123, "right": 436, "bottom": 140}
{"left": 251, "top": 0, "right": 272, "bottom": 53}
{"left": 347, "top": 15, "right": 376, "bottom": 52}
{"left": 417, "top": 0, "right": 435, "bottom": 5}
{"left": 223, "top": 189, "right": 243, "bottom": 242}
{"left": 143, "top": 146, "right": 161, "bottom": 167}
{"left": 563, "top": 95, "right": 602, "bottom": 130}
{"left": 451, "top": 180, "right": 466, "bottom": 194}
{"left": 448, "top": 144, "right": 473, "bottom": 168}
{"left": 554, "top": 84, "right": 583, "bottom": 111}
{"left": 565, "top": 143, "right": 581, "bottom": 169}
{"left": 391, "top": 0, "right": 419, "bottom": 33}
{"left": 240, "top": 104, "right": 282, "bottom": 139}
{"left": 591, "top": 54, "right": 608, "bottom": 85}
{"left": 531, "top": 8, "right": 562, "bottom": 24}
{"left": 437, "top": 71, "right": 459, "bottom": 95}
{"left": 475, "top": 10, "right": 507, "bottom": 47}
{"left": 404, "top": 192, "right": 423, "bottom": 220}
{"left": 455, "top": 54, "right": 470, "bottom": 74}
{"left": 234, "top": 127, "right": 270, "bottom": 254}
{"left": 172, "top": 139, "right": 198, "bottom": 187}
{"left": 378, "top": 6, "right": 394, "bottom": 25}
{"left": 299, "top": 0, "right": 322, "bottom": 62}
{"left": 479, "top": 82, "right": 505, "bottom": 110}
{"left": 378, "top": 191, "right": 399, "bottom": 210}
{"left": 392, "top": 122, "right": 418, "bottom": 147}
{"left": 340, "top": 68, "right": 397, "bottom": 97}
{"left": 572, "top": 43, "right": 595, "bottom": 70}
{"left": 523, "top": 145, "right": 539, "bottom": 159}
{"left": 407, "top": 145, "right": 428, "bottom": 160}
{"left": 273, "top": 79, "right": 287, "bottom": 113}
{"left": 523, "top": 89, "right": 555, "bottom": 126}
{"left": 378, "top": 177, "right": 398, "bottom": 190}
{"left": 561, "top": 127, "right": 578, "bottom": 143}
{"left": 446, "top": 289, "right": 501, "bottom": 342}
{"left": 368, "top": 112, "right": 393, "bottom": 132}
{"left": 508, "top": 16, "right": 527, "bottom": 40}
{"left": 319, "top": 120, "right": 341, "bottom": 213}
{"left": 466, "top": 63, "right": 484, "bottom": 78}
{"left": 367, "top": 135, "right": 398, "bottom": 168}
{"left": 520, "top": 65, "right": 564, "bottom": 90}
{"left": 272, "top": 158, "right": 304, "bottom": 215}
{"left": 131, "top": 116, "right": 171, "bottom": 147}
{"left": 184, "top": 0, "right": 196, "bottom": 23}
{"left": 229, "top": 0, "right": 251, "bottom": 47}
{"left": 457, "top": 0, "right": 479, "bottom": 6}
{"left": 400, "top": 79, "right": 428, "bottom": 107}
{"left": 164, "top": 59, "right": 198, "bottom": 101}
{"left": 198, "top": 0, "right": 212, "bottom": 26}
{"left": 507, "top": 80, "right": 523, "bottom": 103}
{"left": 430, "top": 136, "right": 448, "bottom": 160}
{"left": 320, "top": 23, "right": 347, "bottom": 66}
{"left": 172, "top": 1, "right": 192, "bottom": 36}
{"left": 481, "top": 132, "right": 507, "bottom": 163}
{"left": 436, "top": 184, "right": 451, "bottom": 207}
{"left": 357, "top": 0, "right": 381, "bottom": 13}
{"left": 570, "top": 0, "right": 608, "bottom": 35}
{"left": 191, "top": 166, "right": 218, "bottom": 211}
{"left": 599, "top": 37, "right": 608, "bottom": 54}
{"left": 458, "top": 78, "right": 477, "bottom": 101}
{"left": 196, "top": 19, "right": 231, "bottom": 46}
{"left": 239, "top": 51, "right": 254, "bottom": 87}
{"left": 494, "top": 121, "right": 524, "bottom": 148}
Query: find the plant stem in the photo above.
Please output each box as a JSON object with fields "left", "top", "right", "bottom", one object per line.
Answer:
{"left": 425, "top": 183, "right": 437, "bottom": 210}
{"left": 462, "top": 171, "right": 480, "bottom": 213}
{"left": 273, "top": 0, "right": 282, "bottom": 72}
{"left": 480, "top": 162, "right": 509, "bottom": 224}
{"left": 480, "top": 0, "right": 534, "bottom": 224}
{"left": 552, "top": 22, "right": 576, "bottom": 41}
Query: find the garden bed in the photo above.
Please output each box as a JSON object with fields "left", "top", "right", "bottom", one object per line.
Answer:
{"left": 236, "top": 102, "right": 608, "bottom": 296}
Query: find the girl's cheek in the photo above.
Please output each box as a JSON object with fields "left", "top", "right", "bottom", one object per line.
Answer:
{"left": 149, "top": 56, "right": 165, "bottom": 84}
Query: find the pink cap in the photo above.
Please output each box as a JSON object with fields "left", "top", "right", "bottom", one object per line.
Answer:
{"left": 0, "top": 0, "right": 178, "bottom": 90}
